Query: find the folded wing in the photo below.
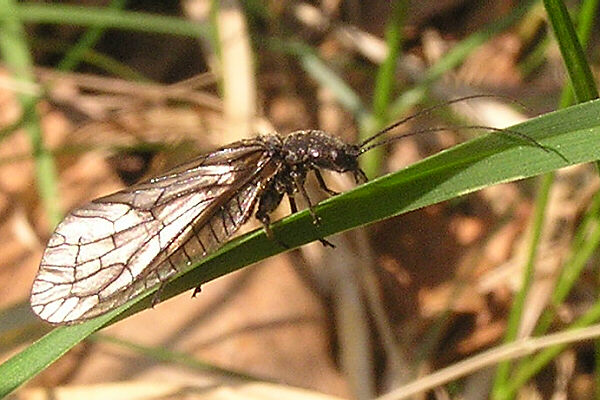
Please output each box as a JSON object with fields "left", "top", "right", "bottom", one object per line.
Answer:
{"left": 31, "top": 143, "right": 277, "bottom": 324}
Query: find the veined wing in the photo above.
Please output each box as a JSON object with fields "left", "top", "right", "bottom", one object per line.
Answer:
{"left": 31, "top": 143, "right": 278, "bottom": 324}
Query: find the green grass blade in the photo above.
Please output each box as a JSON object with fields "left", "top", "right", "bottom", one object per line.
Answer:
{"left": 557, "top": 0, "right": 600, "bottom": 107}
{"left": 505, "top": 301, "right": 600, "bottom": 396}
{"left": 2, "top": 99, "right": 600, "bottom": 396}
{"left": 34, "top": 37, "right": 149, "bottom": 80}
{"left": 390, "top": 0, "right": 537, "bottom": 117}
{"left": 0, "top": 0, "right": 61, "bottom": 227}
{"left": 91, "top": 334, "right": 267, "bottom": 381}
{"left": 361, "top": 0, "right": 407, "bottom": 178}
{"left": 544, "top": 0, "right": 598, "bottom": 102}
{"left": 15, "top": 3, "right": 208, "bottom": 38}
{"left": 0, "top": 308, "right": 122, "bottom": 396}
{"left": 494, "top": 2, "right": 600, "bottom": 396}
{"left": 58, "top": 0, "right": 130, "bottom": 71}
{"left": 265, "top": 39, "right": 365, "bottom": 119}
{"left": 492, "top": 173, "right": 554, "bottom": 398}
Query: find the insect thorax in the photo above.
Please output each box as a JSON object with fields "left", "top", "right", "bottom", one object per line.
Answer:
{"left": 279, "top": 130, "right": 360, "bottom": 173}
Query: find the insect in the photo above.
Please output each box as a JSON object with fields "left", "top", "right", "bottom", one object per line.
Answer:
{"left": 30, "top": 96, "right": 546, "bottom": 324}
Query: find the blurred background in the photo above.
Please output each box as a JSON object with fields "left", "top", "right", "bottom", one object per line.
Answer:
{"left": 1, "top": 1, "right": 600, "bottom": 399}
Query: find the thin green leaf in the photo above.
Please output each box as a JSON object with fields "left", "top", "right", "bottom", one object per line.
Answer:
{"left": 0, "top": 307, "right": 123, "bottom": 396}
{"left": 390, "top": 0, "right": 537, "bottom": 117}
{"left": 91, "top": 334, "right": 268, "bottom": 381}
{"left": 15, "top": 3, "right": 208, "bottom": 38}
{"left": 0, "top": 0, "right": 61, "bottom": 226}
{"left": 495, "top": 2, "right": 600, "bottom": 396}
{"left": 544, "top": 0, "right": 598, "bottom": 102}
{"left": 264, "top": 38, "right": 365, "bottom": 119}
{"left": 535, "top": 189, "right": 600, "bottom": 336}
{"left": 492, "top": 173, "right": 554, "bottom": 398}
{"left": 362, "top": 0, "right": 407, "bottom": 178}
{"left": 558, "top": 0, "right": 600, "bottom": 110}
{"left": 506, "top": 301, "right": 600, "bottom": 397}
{"left": 58, "top": 0, "right": 130, "bottom": 71}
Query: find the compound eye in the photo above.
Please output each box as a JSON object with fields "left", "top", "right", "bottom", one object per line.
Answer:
{"left": 334, "top": 149, "right": 348, "bottom": 166}
{"left": 336, "top": 149, "right": 357, "bottom": 170}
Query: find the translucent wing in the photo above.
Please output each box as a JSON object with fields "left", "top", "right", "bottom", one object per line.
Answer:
{"left": 31, "top": 142, "right": 279, "bottom": 324}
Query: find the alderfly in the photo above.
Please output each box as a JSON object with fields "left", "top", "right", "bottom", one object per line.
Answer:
{"left": 30, "top": 96, "right": 546, "bottom": 324}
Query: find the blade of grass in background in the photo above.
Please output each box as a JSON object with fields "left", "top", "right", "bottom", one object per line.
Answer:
{"left": 280, "top": 1, "right": 538, "bottom": 144}
{"left": 58, "top": 0, "right": 130, "bottom": 71}
{"left": 0, "top": 0, "right": 61, "bottom": 227}
{"left": 507, "top": 0, "right": 600, "bottom": 394}
{"left": 558, "top": 0, "right": 600, "bottom": 106}
{"left": 267, "top": 0, "right": 537, "bottom": 169}
{"left": 378, "top": 324, "right": 600, "bottom": 400}
{"left": 534, "top": 190, "right": 600, "bottom": 336}
{"left": 491, "top": 173, "right": 553, "bottom": 400}
{"left": 269, "top": 39, "right": 366, "bottom": 119}
{"left": 530, "top": 0, "right": 600, "bottom": 342}
{"left": 91, "top": 333, "right": 268, "bottom": 381}
{"left": 207, "top": 0, "right": 222, "bottom": 96}
{"left": 359, "top": 0, "right": 406, "bottom": 178}
{"left": 517, "top": 5, "right": 551, "bottom": 79}
{"left": 34, "top": 37, "right": 149, "bottom": 80}
{"left": 2, "top": 2, "right": 210, "bottom": 230}
{"left": 2, "top": 97, "right": 600, "bottom": 397}
{"left": 492, "top": 0, "right": 599, "bottom": 398}
{"left": 544, "top": 0, "right": 598, "bottom": 103}
{"left": 390, "top": 0, "right": 537, "bottom": 117}
{"left": 16, "top": 3, "right": 208, "bottom": 38}
{"left": 505, "top": 300, "right": 600, "bottom": 396}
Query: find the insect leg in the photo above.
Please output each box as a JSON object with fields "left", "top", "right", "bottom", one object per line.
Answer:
{"left": 151, "top": 284, "right": 165, "bottom": 307}
{"left": 354, "top": 168, "right": 368, "bottom": 184}
{"left": 289, "top": 193, "right": 334, "bottom": 247}
{"left": 256, "top": 185, "right": 289, "bottom": 248}
{"left": 294, "top": 177, "right": 319, "bottom": 224}
{"left": 293, "top": 177, "right": 335, "bottom": 248}
{"left": 192, "top": 286, "right": 202, "bottom": 297}
{"left": 314, "top": 169, "right": 339, "bottom": 195}
{"left": 288, "top": 194, "right": 298, "bottom": 213}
